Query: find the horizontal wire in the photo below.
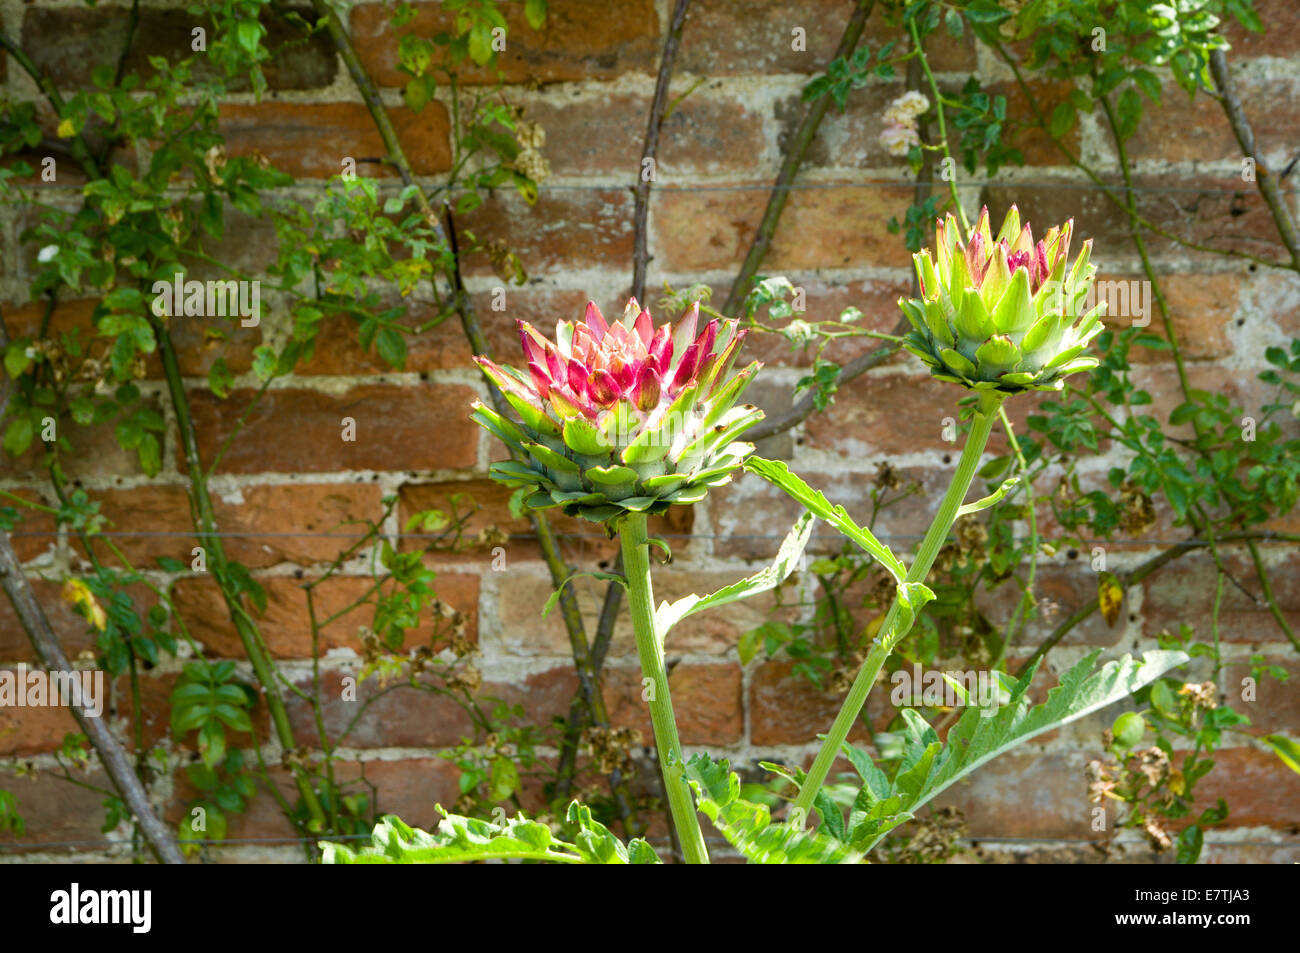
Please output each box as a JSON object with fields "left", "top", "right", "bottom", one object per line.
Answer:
{"left": 461, "top": 179, "right": 1272, "bottom": 196}
{"left": 0, "top": 833, "right": 1292, "bottom": 850}
{"left": 2, "top": 529, "right": 1268, "bottom": 546}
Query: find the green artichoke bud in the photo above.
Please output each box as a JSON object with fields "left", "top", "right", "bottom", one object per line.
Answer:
{"left": 471, "top": 298, "right": 763, "bottom": 524}
{"left": 899, "top": 205, "right": 1105, "bottom": 394}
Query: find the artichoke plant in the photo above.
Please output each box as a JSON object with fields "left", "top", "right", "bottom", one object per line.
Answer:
{"left": 898, "top": 205, "right": 1106, "bottom": 394}
{"left": 471, "top": 299, "right": 763, "bottom": 523}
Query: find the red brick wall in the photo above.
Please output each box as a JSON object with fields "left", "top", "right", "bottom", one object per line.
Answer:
{"left": 1, "top": 0, "right": 1298, "bottom": 862}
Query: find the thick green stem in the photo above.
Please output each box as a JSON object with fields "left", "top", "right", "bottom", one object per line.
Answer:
{"left": 792, "top": 399, "right": 1001, "bottom": 817}
{"left": 617, "top": 512, "right": 709, "bottom": 864}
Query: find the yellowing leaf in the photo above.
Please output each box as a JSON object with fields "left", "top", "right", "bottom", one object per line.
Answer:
{"left": 1168, "top": 769, "right": 1185, "bottom": 796}
{"left": 62, "top": 578, "right": 107, "bottom": 632}
{"left": 1098, "top": 571, "right": 1123, "bottom": 627}
{"left": 56, "top": 118, "right": 76, "bottom": 139}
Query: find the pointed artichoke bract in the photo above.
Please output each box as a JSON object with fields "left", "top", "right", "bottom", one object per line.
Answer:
{"left": 471, "top": 299, "right": 764, "bottom": 524}
{"left": 898, "top": 205, "right": 1106, "bottom": 395}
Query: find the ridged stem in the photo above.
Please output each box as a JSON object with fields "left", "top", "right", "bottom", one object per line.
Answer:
{"left": 792, "top": 397, "right": 1002, "bottom": 818}
{"left": 618, "top": 511, "right": 710, "bottom": 864}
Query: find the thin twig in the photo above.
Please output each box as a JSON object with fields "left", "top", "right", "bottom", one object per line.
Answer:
{"left": 1014, "top": 531, "right": 1300, "bottom": 676}
{"left": 1208, "top": 48, "right": 1300, "bottom": 272}
{"left": 0, "top": 534, "right": 185, "bottom": 864}
{"left": 1246, "top": 538, "right": 1300, "bottom": 653}
{"left": 310, "top": 0, "right": 639, "bottom": 830}
{"left": 719, "top": 0, "right": 876, "bottom": 317}
{"left": 631, "top": 0, "right": 691, "bottom": 302}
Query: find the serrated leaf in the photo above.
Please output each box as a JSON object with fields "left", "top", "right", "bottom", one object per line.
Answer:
{"left": 744, "top": 456, "right": 906, "bottom": 582}
{"left": 685, "top": 754, "right": 863, "bottom": 864}
{"left": 321, "top": 804, "right": 660, "bottom": 864}
{"left": 839, "top": 650, "right": 1189, "bottom": 853}
{"left": 657, "top": 512, "right": 814, "bottom": 636}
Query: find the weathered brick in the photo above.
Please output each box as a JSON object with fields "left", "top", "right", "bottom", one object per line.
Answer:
{"left": 603, "top": 662, "right": 743, "bottom": 745}
{"left": 0, "top": 580, "right": 153, "bottom": 664}
{"left": 81, "top": 482, "right": 384, "bottom": 570}
{"left": 1185, "top": 746, "right": 1300, "bottom": 829}
{"left": 1220, "top": 0, "right": 1300, "bottom": 59}
{"left": 679, "top": 1, "right": 854, "bottom": 75}
{"left": 167, "top": 757, "right": 462, "bottom": 841}
{"left": 735, "top": 275, "right": 912, "bottom": 367}
{"left": 933, "top": 750, "right": 1107, "bottom": 839}
{"left": 801, "top": 369, "right": 1049, "bottom": 458}
{"left": 750, "top": 658, "right": 882, "bottom": 746}
{"left": 1224, "top": 655, "right": 1300, "bottom": 735}
{"left": 172, "top": 571, "right": 478, "bottom": 658}
{"left": 287, "top": 665, "right": 576, "bottom": 750}
{"left": 1127, "top": 363, "right": 1272, "bottom": 439}
{"left": 1095, "top": 271, "right": 1241, "bottom": 362}
{"left": 1143, "top": 548, "right": 1300, "bottom": 642}
{"left": 457, "top": 189, "right": 635, "bottom": 277}
{"left": 709, "top": 465, "right": 884, "bottom": 561}
{"left": 0, "top": 677, "right": 81, "bottom": 755}
{"left": 294, "top": 288, "right": 596, "bottom": 376}
{"left": 349, "top": 0, "right": 660, "bottom": 86}
{"left": 975, "top": 560, "right": 1131, "bottom": 649}
{"left": 495, "top": 564, "right": 776, "bottom": 659}
{"left": 178, "top": 208, "right": 282, "bottom": 281}
{"left": 287, "top": 668, "right": 473, "bottom": 749}
{"left": 398, "top": 476, "right": 693, "bottom": 565}
{"left": 21, "top": 5, "right": 336, "bottom": 91}
{"left": 653, "top": 181, "right": 913, "bottom": 273}
{"left": 4, "top": 488, "right": 57, "bottom": 563}
{"left": 811, "top": 78, "right": 1074, "bottom": 170}
{"left": 219, "top": 101, "right": 451, "bottom": 180}
{"left": 981, "top": 176, "right": 1281, "bottom": 265}
{"left": 0, "top": 405, "right": 161, "bottom": 482}
{"left": 1128, "top": 77, "right": 1300, "bottom": 165}
{"left": 0, "top": 766, "right": 115, "bottom": 853}
{"left": 184, "top": 384, "right": 479, "bottom": 474}
{"left": 1, "top": 296, "right": 261, "bottom": 379}
{"left": 524, "top": 90, "right": 768, "bottom": 178}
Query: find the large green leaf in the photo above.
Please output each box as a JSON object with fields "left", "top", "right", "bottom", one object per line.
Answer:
{"left": 685, "top": 754, "right": 863, "bottom": 864}
{"left": 744, "top": 456, "right": 906, "bottom": 582}
{"left": 656, "top": 512, "right": 814, "bottom": 636}
{"left": 834, "top": 649, "right": 1190, "bottom": 852}
{"left": 322, "top": 803, "right": 661, "bottom": 864}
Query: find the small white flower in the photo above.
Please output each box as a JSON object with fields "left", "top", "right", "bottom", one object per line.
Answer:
{"left": 879, "top": 122, "right": 920, "bottom": 157}
{"left": 885, "top": 91, "right": 931, "bottom": 126}
{"left": 37, "top": 244, "right": 59, "bottom": 263}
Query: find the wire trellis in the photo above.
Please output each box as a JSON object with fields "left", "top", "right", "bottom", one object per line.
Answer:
{"left": 1, "top": 529, "right": 1264, "bottom": 546}
{"left": 507, "top": 179, "right": 1277, "bottom": 196}
{"left": 0, "top": 833, "right": 1293, "bottom": 851}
